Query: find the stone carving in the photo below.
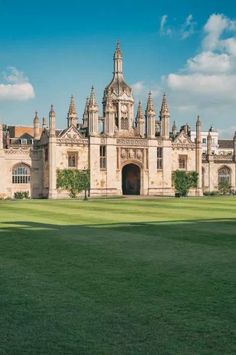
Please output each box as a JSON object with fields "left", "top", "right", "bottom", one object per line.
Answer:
{"left": 117, "top": 138, "right": 148, "bottom": 147}
{"left": 129, "top": 149, "right": 134, "bottom": 159}
{"left": 5, "top": 147, "right": 31, "bottom": 155}
{"left": 136, "top": 149, "right": 143, "bottom": 160}
{"left": 120, "top": 148, "right": 144, "bottom": 163}
{"left": 121, "top": 149, "right": 127, "bottom": 158}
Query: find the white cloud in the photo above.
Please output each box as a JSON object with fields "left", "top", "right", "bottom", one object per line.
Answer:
{"left": 164, "top": 13, "right": 236, "bottom": 134}
{"left": 186, "top": 51, "right": 231, "bottom": 74}
{"left": 0, "top": 67, "right": 35, "bottom": 101}
{"left": 131, "top": 81, "right": 161, "bottom": 99}
{"left": 181, "top": 14, "right": 196, "bottom": 39}
{"left": 160, "top": 14, "right": 196, "bottom": 39}
{"left": 203, "top": 13, "right": 236, "bottom": 51}
{"left": 160, "top": 15, "right": 172, "bottom": 37}
{"left": 131, "top": 81, "right": 145, "bottom": 95}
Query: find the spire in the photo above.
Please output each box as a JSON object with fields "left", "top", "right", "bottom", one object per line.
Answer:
{"left": 114, "top": 40, "right": 122, "bottom": 59}
{"left": 136, "top": 101, "right": 144, "bottom": 122}
{"left": 67, "top": 95, "right": 77, "bottom": 127}
{"left": 89, "top": 86, "right": 98, "bottom": 109}
{"left": 49, "top": 104, "right": 55, "bottom": 136}
{"left": 172, "top": 120, "right": 177, "bottom": 135}
{"left": 105, "top": 88, "right": 114, "bottom": 112}
{"left": 146, "top": 92, "right": 155, "bottom": 115}
{"left": 88, "top": 87, "right": 98, "bottom": 136}
{"left": 207, "top": 128, "right": 212, "bottom": 156}
{"left": 160, "top": 93, "right": 170, "bottom": 119}
{"left": 234, "top": 131, "right": 236, "bottom": 141}
{"left": 136, "top": 101, "right": 145, "bottom": 137}
{"left": 33, "top": 111, "right": 40, "bottom": 140}
{"left": 42, "top": 117, "right": 47, "bottom": 129}
{"left": 84, "top": 96, "right": 89, "bottom": 113}
{"left": 113, "top": 41, "right": 123, "bottom": 76}
{"left": 82, "top": 96, "right": 90, "bottom": 128}
{"left": 33, "top": 111, "right": 39, "bottom": 124}
{"left": 50, "top": 104, "right": 55, "bottom": 117}
{"left": 196, "top": 115, "right": 201, "bottom": 126}
{"left": 146, "top": 92, "right": 156, "bottom": 138}
{"left": 68, "top": 95, "right": 77, "bottom": 116}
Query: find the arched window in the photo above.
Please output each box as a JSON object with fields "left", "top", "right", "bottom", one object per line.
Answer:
{"left": 121, "top": 117, "right": 129, "bottom": 130}
{"left": 12, "top": 164, "right": 31, "bottom": 184}
{"left": 218, "top": 166, "right": 231, "bottom": 185}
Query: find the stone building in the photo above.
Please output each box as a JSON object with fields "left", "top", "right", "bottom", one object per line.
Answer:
{"left": 0, "top": 43, "right": 235, "bottom": 199}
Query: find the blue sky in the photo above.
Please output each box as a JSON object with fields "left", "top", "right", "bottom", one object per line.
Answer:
{"left": 0, "top": 0, "right": 236, "bottom": 136}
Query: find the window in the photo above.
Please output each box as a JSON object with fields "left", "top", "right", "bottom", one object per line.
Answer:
{"left": 179, "top": 155, "right": 187, "bottom": 170}
{"left": 218, "top": 166, "right": 231, "bottom": 185}
{"left": 12, "top": 164, "right": 31, "bottom": 184}
{"left": 157, "top": 147, "right": 163, "bottom": 170}
{"left": 121, "top": 117, "right": 129, "bottom": 130}
{"left": 68, "top": 152, "right": 77, "bottom": 168}
{"left": 202, "top": 138, "right": 206, "bottom": 144}
{"left": 100, "top": 145, "right": 106, "bottom": 170}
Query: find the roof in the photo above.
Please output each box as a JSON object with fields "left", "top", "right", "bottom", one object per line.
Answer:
{"left": 8, "top": 125, "right": 42, "bottom": 139}
{"left": 218, "top": 140, "right": 234, "bottom": 149}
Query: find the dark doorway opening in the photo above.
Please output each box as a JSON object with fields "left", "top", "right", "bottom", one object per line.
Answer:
{"left": 122, "top": 164, "right": 140, "bottom": 195}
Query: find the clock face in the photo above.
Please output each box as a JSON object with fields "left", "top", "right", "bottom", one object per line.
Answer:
{"left": 121, "top": 104, "right": 127, "bottom": 113}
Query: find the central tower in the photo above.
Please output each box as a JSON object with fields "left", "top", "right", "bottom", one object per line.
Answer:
{"left": 103, "top": 42, "right": 134, "bottom": 133}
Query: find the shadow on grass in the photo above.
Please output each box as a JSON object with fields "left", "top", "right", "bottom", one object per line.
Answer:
{"left": 0, "top": 218, "right": 236, "bottom": 355}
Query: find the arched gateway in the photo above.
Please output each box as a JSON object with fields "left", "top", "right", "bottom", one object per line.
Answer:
{"left": 122, "top": 164, "right": 140, "bottom": 195}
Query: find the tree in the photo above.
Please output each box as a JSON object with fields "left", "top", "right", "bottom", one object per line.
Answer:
{"left": 172, "top": 170, "right": 198, "bottom": 197}
{"left": 78, "top": 170, "right": 90, "bottom": 200}
{"left": 57, "top": 169, "right": 90, "bottom": 199}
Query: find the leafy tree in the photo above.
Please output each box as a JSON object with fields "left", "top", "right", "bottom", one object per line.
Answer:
{"left": 218, "top": 180, "right": 231, "bottom": 195}
{"left": 78, "top": 170, "right": 90, "bottom": 200}
{"left": 57, "top": 169, "right": 90, "bottom": 199}
{"left": 172, "top": 170, "right": 198, "bottom": 197}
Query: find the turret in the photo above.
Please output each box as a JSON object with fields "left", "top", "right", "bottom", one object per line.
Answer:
{"left": 88, "top": 86, "right": 99, "bottom": 136}
{"left": 33, "top": 111, "right": 40, "bottom": 140}
{"left": 104, "top": 89, "right": 115, "bottom": 136}
{"left": 160, "top": 93, "right": 170, "bottom": 139}
{"left": 67, "top": 95, "right": 78, "bottom": 128}
{"left": 49, "top": 105, "right": 56, "bottom": 137}
{"left": 233, "top": 131, "right": 236, "bottom": 162}
{"left": 136, "top": 101, "right": 145, "bottom": 138}
{"left": 145, "top": 92, "right": 156, "bottom": 138}
{"left": 172, "top": 121, "right": 177, "bottom": 136}
{"left": 113, "top": 41, "right": 123, "bottom": 79}
{"left": 82, "top": 97, "right": 89, "bottom": 128}
{"left": 196, "top": 116, "right": 201, "bottom": 145}
{"left": 207, "top": 129, "right": 212, "bottom": 157}
{"left": 42, "top": 117, "right": 47, "bottom": 130}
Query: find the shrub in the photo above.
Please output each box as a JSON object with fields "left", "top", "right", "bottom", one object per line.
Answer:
{"left": 203, "top": 191, "right": 219, "bottom": 196}
{"left": 218, "top": 181, "right": 231, "bottom": 195}
{"left": 14, "top": 191, "right": 30, "bottom": 199}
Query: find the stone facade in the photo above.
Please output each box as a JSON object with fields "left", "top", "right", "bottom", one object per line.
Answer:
{"left": 0, "top": 43, "right": 236, "bottom": 199}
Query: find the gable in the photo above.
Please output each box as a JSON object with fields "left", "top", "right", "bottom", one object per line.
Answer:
{"left": 57, "top": 125, "right": 85, "bottom": 144}
{"left": 173, "top": 130, "right": 195, "bottom": 149}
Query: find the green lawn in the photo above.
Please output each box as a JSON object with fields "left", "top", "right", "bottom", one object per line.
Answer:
{"left": 0, "top": 197, "right": 235, "bottom": 354}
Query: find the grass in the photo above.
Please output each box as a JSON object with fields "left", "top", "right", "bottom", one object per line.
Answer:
{"left": 0, "top": 197, "right": 235, "bottom": 354}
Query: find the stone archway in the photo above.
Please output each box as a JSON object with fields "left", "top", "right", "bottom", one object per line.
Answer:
{"left": 122, "top": 164, "right": 140, "bottom": 195}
